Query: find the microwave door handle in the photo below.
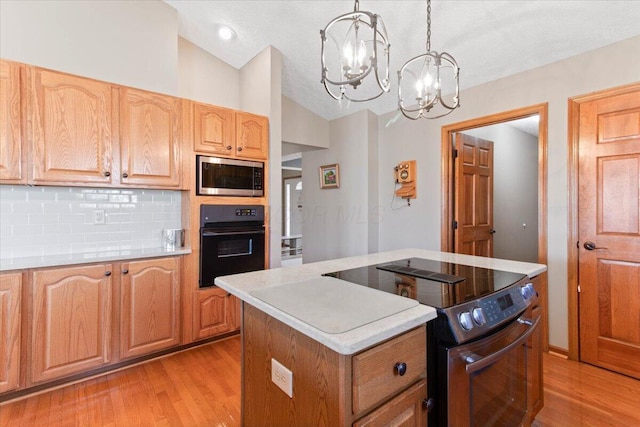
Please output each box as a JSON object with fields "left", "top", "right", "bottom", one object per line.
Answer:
{"left": 464, "top": 315, "right": 540, "bottom": 375}
{"left": 202, "top": 230, "right": 265, "bottom": 237}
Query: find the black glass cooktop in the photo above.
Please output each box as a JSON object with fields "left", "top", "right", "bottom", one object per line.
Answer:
{"left": 323, "top": 257, "right": 527, "bottom": 309}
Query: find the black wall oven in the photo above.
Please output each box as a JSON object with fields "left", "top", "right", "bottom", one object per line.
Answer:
{"left": 199, "top": 204, "right": 266, "bottom": 288}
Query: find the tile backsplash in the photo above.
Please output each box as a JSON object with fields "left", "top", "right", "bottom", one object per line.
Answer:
{"left": 0, "top": 186, "right": 182, "bottom": 259}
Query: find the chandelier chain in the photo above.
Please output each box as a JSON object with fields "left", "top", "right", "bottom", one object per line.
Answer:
{"left": 426, "top": 0, "right": 431, "bottom": 52}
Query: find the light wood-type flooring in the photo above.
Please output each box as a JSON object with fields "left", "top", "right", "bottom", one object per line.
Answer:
{"left": 1, "top": 335, "right": 639, "bottom": 426}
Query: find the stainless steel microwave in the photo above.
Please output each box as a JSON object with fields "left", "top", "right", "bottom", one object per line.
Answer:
{"left": 196, "top": 155, "right": 264, "bottom": 197}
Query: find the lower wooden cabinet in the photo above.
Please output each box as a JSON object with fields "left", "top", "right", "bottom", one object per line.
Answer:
{"left": 0, "top": 272, "right": 22, "bottom": 393}
{"left": 120, "top": 257, "right": 180, "bottom": 359}
{"left": 31, "top": 264, "right": 113, "bottom": 384}
{"left": 192, "top": 287, "right": 240, "bottom": 341}
{"left": 353, "top": 380, "right": 427, "bottom": 427}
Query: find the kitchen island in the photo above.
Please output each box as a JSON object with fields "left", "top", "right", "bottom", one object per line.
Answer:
{"left": 215, "top": 248, "right": 546, "bottom": 426}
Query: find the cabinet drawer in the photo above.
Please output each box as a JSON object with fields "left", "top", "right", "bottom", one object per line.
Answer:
{"left": 353, "top": 380, "right": 427, "bottom": 427}
{"left": 352, "top": 325, "right": 426, "bottom": 415}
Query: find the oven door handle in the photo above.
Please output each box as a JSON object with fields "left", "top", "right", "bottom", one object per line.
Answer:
{"left": 202, "top": 229, "right": 265, "bottom": 237}
{"left": 464, "top": 315, "right": 540, "bottom": 374}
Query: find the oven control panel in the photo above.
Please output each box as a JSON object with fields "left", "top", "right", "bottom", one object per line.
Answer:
{"left": 445, "top": 277, "right": 535, "bottom": 343}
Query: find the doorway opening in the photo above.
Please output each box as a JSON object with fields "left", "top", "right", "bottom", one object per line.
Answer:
{"left": 441, "top": 103, "right": 549, "bottom": 348}
{"left": 282, "top": 153, "right": 303, "bottom": 267}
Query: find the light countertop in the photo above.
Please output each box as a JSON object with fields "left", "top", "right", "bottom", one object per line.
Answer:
{"left": 215, "top": 248, "right": 547, "bottom": 355}
{"left": 0, "top": 246, "right": 191, "bottom": 271}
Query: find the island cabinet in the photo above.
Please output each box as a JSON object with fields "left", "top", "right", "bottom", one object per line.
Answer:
{"left": 192, "top": 102, "right": 269, "bottom": 161}
{"left": 242, "top": 303, "right": 428, "bottom": 427}
{"left": 30, "top": 264, "right": 113, "bottom": 384}
{"left": 191, "top": 287, "right": 240, "bottom": 341}
{"left": 0, "top": 60, "right": 24, "bottom": 184}
{"left": 0, "top": 272, "right": 22, "bottom": 393}
{"left": 120, "top": 257, "right": 180, "bottom": 359}
{"left": 26, "top": 66, "right": 183, "bottom": 188}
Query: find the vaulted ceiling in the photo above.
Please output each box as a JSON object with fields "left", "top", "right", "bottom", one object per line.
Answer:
{"left": 165, "top": 1, "right": 640, "bottom": 121}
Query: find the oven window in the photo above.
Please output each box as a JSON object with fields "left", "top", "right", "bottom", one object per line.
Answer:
{"left": 470, "top": 346, "right": 527, "bottom": 426}
{"left": 218, "top": 238, "right": 253, "bottom": 257}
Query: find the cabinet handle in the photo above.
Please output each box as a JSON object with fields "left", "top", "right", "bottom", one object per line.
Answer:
{"left": 105, "top": 271, "right": 112, "bottom": 277}
{"left": 104, "top": 171, "right": 111, "bottom": 177}
{"left": 394, "top": 362, "right": 407, "bottom": 376}
{"left": 226, "top": 145, "right": 232, "bottom": 150}
{"left": 237, "top": 146, "right": 243, "bottom": 152}
{"left": 122, "top": 269, "right": 129, "bottom": 274}
{"left": 122, "top": 172, "right": 129, "bottom": 178}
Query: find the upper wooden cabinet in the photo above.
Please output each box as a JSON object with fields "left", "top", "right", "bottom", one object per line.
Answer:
{"left": 193, "top": 102, "right": 268, "bottom": 160}
{"left": 0, "top": 60, "right": 24, "bottom": 183}
{"left": 119, "top": 88, "right": 182, "bottom": 188}
{"left": 120, "top": 257, "right": 180, "bottom": 359}
{"left": 236, "top": 112, "right": 268, "bottom": 160}
{"left": 25, "top": 66, "right": 182, "bottom": 188}
{"left": 27, "top": 67, "right": 115, "bottom": 186}
{"left": 31, "top": 264, "right": 113, "bottom": 384}
{"left": 0, "top": 272, "right": 22, "bottom": 393}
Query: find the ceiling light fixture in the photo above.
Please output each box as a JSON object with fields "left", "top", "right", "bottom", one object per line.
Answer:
{"left": 320, "top": 0, "right": 390, "bottom": 102}
{"left": 217, "top": 24, "right": 236, "bottom": 41}
{"left": 398, "top": 0, "right": 460, "bottom": 119}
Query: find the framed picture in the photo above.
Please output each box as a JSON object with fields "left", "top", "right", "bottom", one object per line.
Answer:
{"left": 319, "top": 163, "right": 340, "bottom": 189}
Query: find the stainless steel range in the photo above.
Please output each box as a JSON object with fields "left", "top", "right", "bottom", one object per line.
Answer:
{"left": 325, "top": 257, "right": 540, "bottom": 426}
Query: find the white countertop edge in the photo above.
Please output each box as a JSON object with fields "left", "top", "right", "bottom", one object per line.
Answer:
{"left": 228, "top": 287, "right": 437, "bottom": 355}
{"left": 0, "top": 247, "right": 191, "bottom": 271}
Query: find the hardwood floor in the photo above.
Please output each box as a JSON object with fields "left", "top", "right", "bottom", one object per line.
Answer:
{"left": 2, "top": 336, "right": 639, "bottom": 426}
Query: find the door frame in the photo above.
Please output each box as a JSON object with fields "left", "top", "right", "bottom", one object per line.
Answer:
{"left": 567, "top": 82, "right": 640, "bottom": 360}
{"left": 441, "top": 103, "right": 549, "bottom": 349}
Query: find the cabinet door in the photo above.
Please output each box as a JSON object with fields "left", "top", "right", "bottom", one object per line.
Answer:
{"left": 236, "top": 112, "right": 268, "bottom": 160}
{"left": 0, "top": 272, "right": 22, "bottom": 393}
{"left": 353, "top": 380, "right": 428, "bottom": 427}
{"left": 119, "top": 88, "right": 182, "bottom": 188}
{"left": 0, "top": 60, "right": 24, "bottom": 183}
{"left": 192, "top": 287, "right": 239, "bottom": 341}
{"left": 193, "top": 102, "right": 235, "bottom": 156}
{"left": 28, "top": 67, "right": 114, "bottom": 185}
{"left": 120, "top": 257, "right": 180, "bottom": 359}
{"left": 528, "top": 305, "right": 543, "bottom": 422}
{"left": 31, "top": 264, "right": 112, "bottom": 384}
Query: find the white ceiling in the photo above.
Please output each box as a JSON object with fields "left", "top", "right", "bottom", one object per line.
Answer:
{"left": 165, "top": 1, "right": 640, "bottom": 121}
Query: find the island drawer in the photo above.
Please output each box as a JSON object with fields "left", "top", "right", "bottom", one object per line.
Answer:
{"left": 352, "top": 325, "right": 426, "bottom": 415}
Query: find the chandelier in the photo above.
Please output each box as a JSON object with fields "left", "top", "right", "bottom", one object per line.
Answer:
{"left": 398, "top": 0, "right": 460, "bottom": 119}
{"left": 320, "top": 0, "right": 390, "bottom": 102}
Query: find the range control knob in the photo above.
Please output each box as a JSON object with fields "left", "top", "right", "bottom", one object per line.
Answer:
{"left": 472, "top": 307, "right": 486, "bottom": 326}
{"left": 459, "top": 312, "right": 474, "bottom": 331}
{"left": 520, "top": 284, "right": 534, "bottom": 300}
{"left": 526, "top": 283, "right": 537, "bottom": 297}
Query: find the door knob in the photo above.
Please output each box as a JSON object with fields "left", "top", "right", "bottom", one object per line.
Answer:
{"left": 583, "top": 241, "right": 607, "bottom": 251}
{"left": 489, "top": 229, "right": 496, "bottom": 234}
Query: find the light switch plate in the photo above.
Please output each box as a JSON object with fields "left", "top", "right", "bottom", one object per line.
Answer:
{"left": 271, "top": 358, "right": 293, "bottom": 398}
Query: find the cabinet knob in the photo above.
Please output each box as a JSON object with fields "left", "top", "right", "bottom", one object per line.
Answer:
{"left": 105, "top": 271, "right": 112, "bottom": 277}
{"left": 237, "top": 146, "right": 243, "bottom": 152}
{"left": 104, "top": 171, "right": 111, "bottom": 177}
{"left": 122, "top": 269, "right": 129, "bottom": 274}
{"left": 422, "top": 398, "right": 435, "bottom": 412}
{"left": 122, "top": 172, "right": 129, "bottom": 179}
{"left": 394, "top": 362, "right": 407, "bottom": 376}
{"left": 226, "top": 145, "right": 232, "bottom": 150}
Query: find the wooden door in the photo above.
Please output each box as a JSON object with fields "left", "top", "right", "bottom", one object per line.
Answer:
{"left": 120, "top": 257, "right": 180, "bottom": 359}
{"left": 31, "top": 264, "right": 112, "bottom": 383}
{"left": 28, "top": 67, "right": 114, "bottom": 185}
{"left": 193, "top": 102, "right": 235, "bottom": 156}
{"left": 119, "top": 88, "right": 182, "bottom": 188}
{"left": 454, "top": 133, "right": 494, "bottom": 256}
{"left": 192, "top": 287, "right": 239, "bottom": 341}
{"left": 0, "top": 60, "right": 24, "bottom": 183}
{"left": 236, "top": 112, "right": 268, "bottom": 160}
{"left": 578, "top": 88, "right": 640, "bottom": 379}
{"left": 0, "top": 272, "right": 21, "bottom": 393}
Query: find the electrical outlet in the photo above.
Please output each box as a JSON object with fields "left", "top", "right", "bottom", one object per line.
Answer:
{"left": 271, "top": 358, "right": 293, "bottom": 398}
{"left": 93, "top": 209, "right": 106, "bottom": 225}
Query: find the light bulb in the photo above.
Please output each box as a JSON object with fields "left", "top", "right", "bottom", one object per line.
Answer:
{"left": 357, "top": 40, "right": 366, "bottom": 68}
{"left": 343, "top": 42, "right": 354, "bottom": 70}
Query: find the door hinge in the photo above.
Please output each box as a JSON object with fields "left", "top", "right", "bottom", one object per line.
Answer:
{"left": 578, "top": 284, "right": 581, "bottom": 293}
{"left": 453, "top": 149, "right": 458, "bottom": 159}
{"left": 577, "top": 241, "right": 580, "bottom": 248}
{"left": 453, "top": 220, "right": 458, "bottom": 230}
